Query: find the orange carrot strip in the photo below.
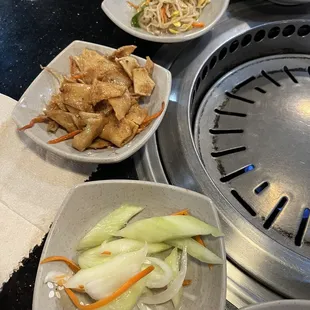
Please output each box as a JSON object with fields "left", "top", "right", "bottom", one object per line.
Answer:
{"left": 141, "top": 102, "right": 165, "bottom": 125}
{"left": 127, "top": 1, "right": 139, "bottom": 9}
{"left": 208, "top": 264, "right": 213, "bottom": 270}
{"left": 161, "top": 7, "right": 167, "bottom": 23}
{"left": 18, "top": 116, "right": 48, "bottom": 131}
{"left": 194, "top": 235, "right": 206, "bottom": 247}
{"left": 47, "top": 130, "right": 82, "bottom": 144}
{"left": 192, "top": 22, "right": 205, "bottom": 28}
{"left": 182, "top": 279, "right": 192, "bottom": 286}
{"left": 65, "top": 265, "right": 155, "bottom": 310}
{"left": 171, "top": 209, "right": 189, "bottom": 216}
{"left": 101, "top": 251, "right": 112, "bottom": 255}
{"left": 71, "top": 73, "right": 85, "bottom": 80}
{"left": 40, "top": 256, "right": 80, "bottom": 273}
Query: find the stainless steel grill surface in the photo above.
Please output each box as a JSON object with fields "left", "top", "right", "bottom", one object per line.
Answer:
{"left": 135, "top": 0, "right": 310, "bottom": 307}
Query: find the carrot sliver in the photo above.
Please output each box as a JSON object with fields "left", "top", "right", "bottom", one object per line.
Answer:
{"left": 182, "top": 279, "right": 192, "bottom": 286}
{"left": 47, "top": 130, "right": 82, "bottom": 144}
{"left": 192, "top": 22, "right": 205, "bottom": 28}
{"left": 161, "top": 7, "right": 166, "bottom": 23}
{"left": 194, "top": 235, "right": 206, "bottom": 247}
{"left": 40, "top": 256, "right": 80, "bottom": 273}
{"left": 65, "top": 265, "right": 155, "bottom": 310}
{"left": 171, "top": 209, "right": 189, "bottom": 216}
{"left": 18, "top": 116, "right": 48, "bottom": 131}
{"left": 101, "top": 251, "right": 112, "bottom": 255}
{"left": 141, "top": 102, "right": 165, "bottom": 125}
{"left": 127, "top": 1, "right": 139, "bottom": 9}
{"left": 71, "top": 73, "right": 85, "bottom": 80}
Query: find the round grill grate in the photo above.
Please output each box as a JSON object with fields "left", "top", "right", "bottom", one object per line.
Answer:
{"left": 195, "top": 55, "right": 310, "bottom": 256}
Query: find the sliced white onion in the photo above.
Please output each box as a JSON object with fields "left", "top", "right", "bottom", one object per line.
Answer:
{"left": 145, "top": 257, "right": 173, "bottom": 289}
{"left": 141, "top": 247, "right": 188, "bottom": 305}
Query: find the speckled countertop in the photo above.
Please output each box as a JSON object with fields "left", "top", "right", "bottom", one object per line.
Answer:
{"left": 0, "top": 1, "right": 236, "bottom": 309}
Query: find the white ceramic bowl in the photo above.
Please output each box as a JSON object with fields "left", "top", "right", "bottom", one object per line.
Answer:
{"left": 241, "top": 300, "right": 310, "bottom": 310}
{"left": 12, "top": 41, "right": 172, "bottom": 164}
{"left": 33, "top": 180, "right": 226, "bottom": 310}
{"left": 102, "top": 0, "right": 230, "bottom": 43}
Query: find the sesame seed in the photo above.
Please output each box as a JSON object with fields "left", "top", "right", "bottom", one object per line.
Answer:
{"left": 49, "top": 291, "right": 55, "bottom": 298}
{"left": 47, "top": 282, "right": 54, "bottom": 289}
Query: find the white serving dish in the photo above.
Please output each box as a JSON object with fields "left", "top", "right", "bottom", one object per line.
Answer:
{"left": 12, "top": 41, "right": 172, "bottom": 163}
{"left": 102, "top": 0, "right": 230, "bottom": 43}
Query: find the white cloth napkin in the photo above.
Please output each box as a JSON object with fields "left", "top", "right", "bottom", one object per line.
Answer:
{"left": 0, "top": 94, "right": 97, "bottom": 285}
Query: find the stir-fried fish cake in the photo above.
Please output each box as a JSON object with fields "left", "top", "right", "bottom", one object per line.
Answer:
{"left": 19, "top": 45, "right": 165, "bottom": 152}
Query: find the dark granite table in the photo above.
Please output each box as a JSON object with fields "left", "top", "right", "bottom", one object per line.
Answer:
{"left": 0, "top": 1, "right": 159, "bottom": 309}
{"left": 0, "top": 1, "right": 236, "bottom": 309}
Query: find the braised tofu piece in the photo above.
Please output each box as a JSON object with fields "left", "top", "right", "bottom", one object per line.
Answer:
{"left": 88, "top": 138, "right": 112, "bottom": 149}
{"left": 69, "top": 56, "right": 80, "bottom": 75}
{"left": 126, "top": 104, "right": 148, "bottom": 125}
{"left": 145, "top": 56, "right": 154, "bottom": 76}
{"left": 46, "top": 110, "right": 78, "bottom": 133}
{"left": 108, "top": 90, "right": 132, "bottom": 121}
{"left": 74, "top": 49, "right": 132, "bottom": 87}
{"left": 47, "top": 120, "right": 59, "bottom": 133}
{"left": 72, "top": 113, "right": 106, "bottom": 152}
{"left": 61, "top": 83, "right": 93, "bottom": 112}
{"left": 91, "top": 80, "right": 127, "bottom": 103}
{"left": 112, "top": 45, "right": 137, "bottom": 58}
{"left": 74, "top": 49, "right": 113, "bottom": 74}
{"left": 65, "top": 105, "right": 80, "bottom": 115}
{"left": 79, "top": 111, "right": 109, "bottom": 124}
{"left": 132, "top": 68, "right": 155, "bottom": 96}
{"left": 47, "top": 93, "right": 67, "bottom": 112}
{"left": 94, "top": 101, "right": 114, "bottom": 116}
{"left": 100, "top": 68, "right": 132, "bottom": 88}
{"left": 100, "top": 114, "right": 138, "bottom": 147}
{"left": 118, "top": 56, "right": 140, "bottom": 80}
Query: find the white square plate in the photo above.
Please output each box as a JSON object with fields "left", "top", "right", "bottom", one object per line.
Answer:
{"left": 33, "top": 180, "right": 226, "bottom": 310}
{"left": 12, "top": 41, "right": 172, "bottom": 163}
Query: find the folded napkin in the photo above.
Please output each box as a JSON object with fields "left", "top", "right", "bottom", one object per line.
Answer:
{"left": 0, "top": 94, "right": 96, "bottom": 285}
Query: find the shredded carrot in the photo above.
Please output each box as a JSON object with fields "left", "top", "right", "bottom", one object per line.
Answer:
{"left": 171, "top": 209, "right": 189, "bottom": 216}
{"left": 137, "top": 124, "right": 148, "bottom": 134}
{"left": 71, "top": 73, "right": 85, "bottom": 80}
{"left": 18, "top": 116, "right": 48, "bottom": 131}
{"left": 192, "top": 22, "right": 205, "bottom": 28}
{"left": 127, "top": 1, "right": 139, "bottom": 9}
{"left": 182, "top": 279, "right": 192, "bottom": 286}
{"left": 101, "top": 251, "right": 112, "bottom": 255}
{"left": 145, "top": 0, "right": 150, "bottom": 4}
{"left": 161, "top": 7, "right": 167, "bottom": 23}
{"left": 194, "top": 235, "right": 206, "bottom": 247}
{"left": 54, "top": 275, "right": 68, "bottom": 286}
{"left": 79, "top": 285, "right": 85, "bottom": 290}
{"left": 47, "top": 130, "right": 82, "bottom": 144}
{"left": 72, "top": 287, "right": 85, "bottom": 293}
{"left": 142, "top": 102, "right": 165, "bottom": 125}
{"left": 208, "top": 264, "right": 213, "bottom": 271}
{"left": 40, "top": 256, "right": 80, "bottom": 273}
{"left": 65, "top": 265, "right": 155, "bottom": 310}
